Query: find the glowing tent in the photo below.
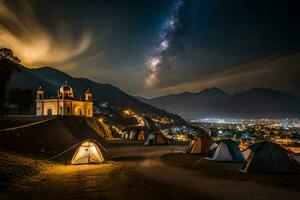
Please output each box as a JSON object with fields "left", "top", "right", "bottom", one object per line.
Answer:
{"left": 137, "top": 131, "right": 145, "bottom": 141}
{"left": 205, "top": 139, "right": 245, "bottom": 162}
{"left": 71, "top": 140, "right": 107, "bottom": 165}
{"left": 240, "top": 141, "right": 298, "bottom": 173}
{"left": 144, "top": 132, "right": 168, "bottom": 145}
{"left": 186, "top": 136, "right": 214, "bottom": 154}
{"left": 129, "top": 130, "right": 145, "bottom": 141}
{"left": 121, "top": 132, "right": 129, "bottom": 140}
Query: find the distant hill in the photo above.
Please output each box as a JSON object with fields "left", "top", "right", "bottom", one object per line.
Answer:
{"left": 2, "top": 60, "right": 185, "bottom": 123}
{"left": 139, "top": 88, "right": 300, "bottom": 119}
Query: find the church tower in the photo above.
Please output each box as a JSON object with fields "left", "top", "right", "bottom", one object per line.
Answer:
{"left": 85, "top": 89, "right": 92, "bottom": 101}
{"left": 84, "top": 89, "right": 93, "bottom": 117}
{"left": 36, "top": 86, "right": 44, "bottom": 116}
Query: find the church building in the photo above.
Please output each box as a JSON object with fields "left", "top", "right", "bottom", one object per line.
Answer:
{"left": 35, "top": 81, "right": 93, "bottom": 117}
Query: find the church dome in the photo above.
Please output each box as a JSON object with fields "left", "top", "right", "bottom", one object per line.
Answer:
{"left": 59, "top": 81, "right": 74, "bottom": 98}
{"left": 60, "top": 85, "right": 73, "bottom": 94}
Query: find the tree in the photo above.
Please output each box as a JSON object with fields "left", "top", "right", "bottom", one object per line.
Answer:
{"left": 0, "top": 48, "right": 21, "bottom": 64}
{"left": 8, "top": 88, "right": 33, "bottom": 114}
{"left": 0, "top": 59, "right": 19, "bottom": 122}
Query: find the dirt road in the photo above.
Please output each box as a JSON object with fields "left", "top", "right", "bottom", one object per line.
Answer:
{"left": 2, "top": 145, "right": 300, "bottom": 200}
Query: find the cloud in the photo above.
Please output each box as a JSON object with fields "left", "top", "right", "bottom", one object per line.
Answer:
{"left": 0, "top": 0, "right": 92, "bottom": 67}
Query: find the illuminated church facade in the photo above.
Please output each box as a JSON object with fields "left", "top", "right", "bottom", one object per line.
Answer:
{"left": 35, "top": 82, "right": 93, "bottom": 117}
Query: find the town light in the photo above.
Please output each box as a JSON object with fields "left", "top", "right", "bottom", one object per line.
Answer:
{"left": 123, "top": 109, "right": 132, "bottom": 115}
{"left": 99, "top": 117, "right": 104, "bottom": 122}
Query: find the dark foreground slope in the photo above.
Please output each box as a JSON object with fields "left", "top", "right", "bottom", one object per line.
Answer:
{"left": 0, "top": 116, "right": 113, "bottom": 187}
{"left": 0, "top": 117, "right": 102, "bottom": 157}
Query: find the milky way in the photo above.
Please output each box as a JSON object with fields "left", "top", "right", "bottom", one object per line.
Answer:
{"left": 144, "top": 0, "right": 183, "bottom": 88}
{"left": 1, "top": 0, "right": 299, "bottom": 97}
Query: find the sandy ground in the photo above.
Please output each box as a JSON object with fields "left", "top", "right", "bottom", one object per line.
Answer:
{"left": 1, "top": 145, "right": 300, "bottom": 200}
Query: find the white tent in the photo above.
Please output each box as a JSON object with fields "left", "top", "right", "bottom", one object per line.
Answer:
{"left": 71, "top": 140, "right": 107, "bottom": 164}
{"left": 205, "top": 139, "right": 245, "bottom": 162}
{"left": 121, "top": 132, "right": 129, "bottom": 139}
{"left": 128, "top": 130, "right": 145, "bottom": 141}
{"left": 129, "top": 130, "right": 137, "bottom": 140}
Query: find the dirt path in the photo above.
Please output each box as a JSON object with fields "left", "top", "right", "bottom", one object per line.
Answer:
{"left": 2, "top": 145, "right": 300, "bottom": 200}
{"left": 112, "top": 145, "right": 300, "bottom": 200}
{"left": 137, "top": 159, "right": 299, "bottom": 200}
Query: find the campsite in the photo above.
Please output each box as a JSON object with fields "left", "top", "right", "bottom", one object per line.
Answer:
{"left": 1, "top": 143, "right": 300, "bottom": 200}
{"left": 0, "top": 116, "right": 299, "bottom": 200}
{"left": 1, "top": 1, "right": 300, "bottom": 199}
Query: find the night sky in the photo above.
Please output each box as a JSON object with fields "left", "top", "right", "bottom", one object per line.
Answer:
{"left": 0, "top": 0, "right": 300, "bottom": 97}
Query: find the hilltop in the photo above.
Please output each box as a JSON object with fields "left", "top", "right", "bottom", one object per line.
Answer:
{"left": 1, "top": 59, "right": 185, "bottom": 124}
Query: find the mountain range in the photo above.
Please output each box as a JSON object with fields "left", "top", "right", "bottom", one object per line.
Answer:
{"left": 139, "top": 87, "right": 300, "bottom": 119}
{"left": 2, "top": 52, "right": 300, "bottom": 120}
{"left": 2, "top": 59, "right": 184, "bottom": 124}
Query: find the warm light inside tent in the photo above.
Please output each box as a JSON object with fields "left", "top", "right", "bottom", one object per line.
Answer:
{"left": 71, "top": 141, "right": 106, "bottom": 165}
